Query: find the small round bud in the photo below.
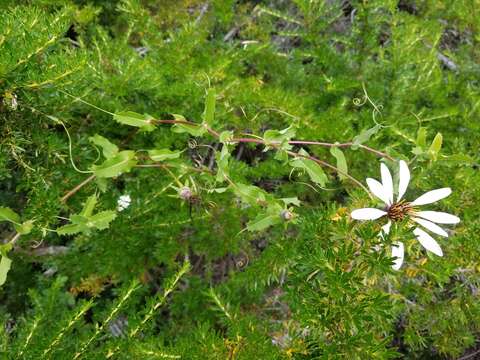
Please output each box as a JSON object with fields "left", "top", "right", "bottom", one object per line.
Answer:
{"left": 179, "top": 186, "right": 192, "bottom": 200}
{"left": 280, "top": 210, "right": 293, "bottom": 221}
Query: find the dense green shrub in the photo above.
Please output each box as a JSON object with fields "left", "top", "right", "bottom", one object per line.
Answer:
{"left": 1, "top": 0, "right": 479, "bottom": 359}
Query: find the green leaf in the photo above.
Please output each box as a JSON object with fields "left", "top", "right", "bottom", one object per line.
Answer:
{"left": 14, "top": 220, "right": 34, "bottom": 235}
{"left": 0, "top": 207, "right": 20, "bottom": 224}
{"left": 352, "top": 124, "right": 381, "bottom": 148}
{"left": 203, "top": 88, "right": 216, "bottom": 126}
{"left": 148, "top": 149, "right": 183, "bottom": 162}
{"left": 56, "top": 223, "right": 83, "bottom": 236}
{"left": 80, "top": 195, "right": 97, "bottom": 217}
{"left": 263, "top": 126, "right": 296, "bottom": 151}
{"left": 233, "top": 183, "right": 267, "bottom": 206}
{"left": 171, "top": 122, "right": 207, "bottom": 137}
{"left": 428, "top": 132, "right": 443, "bottom": 161}
{"left": 416, "top": 127, "right": 427, "bottom": 149}
{"left": 91, "top": 151, "right": 137, "bottom": 178}
{"left": 87, "top": 211, "right": 117, "bottom": 230}
{"left": 219, "top": 130, "right": 234, "bottom": 144}
{"left": 246, "top": 212, "right": 282, "bottom": 232}
{"left": 215, "top": 146, "right": 230, "bottom": 182}
{"left": 113, "top": 111, "right": 156, "bottom": 131}
{"left": 0, "top": 255, "right": 12, "bottom": 286}
{"left": 281, "top": 197, "right": 301, "bottom": 206}
{"left": 330, "top": 146, "right": 348, "bottom": 180}
{"left": 89, "top": 134, "right": 119, "bottom": 159}
{"left": 290, "top": 149, "right": 328, "bottom": 187}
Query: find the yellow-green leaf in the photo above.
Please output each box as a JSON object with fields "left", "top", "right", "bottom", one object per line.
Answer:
{"left": 114, "top": 111, "right": 156, "bottom": 131}
{"left": 330, "top": 146, "right": 348, "bottom": 180}
{"left": 89, "top": 134, "right": 119, "bottom": 159}
{"left": 148, "top": 149, "right": 183, "bottom": 162}
{"left": 91, "top": 151, "right": 137, "bottom": 178}
{"left": 0, "top": 255, "right": 12, "bottom": 286}
{"left": 428, "top": 132, "right": 443, "bottom": 161}
{"left": 0, "top": 207, "right": 20, "bottom": 224}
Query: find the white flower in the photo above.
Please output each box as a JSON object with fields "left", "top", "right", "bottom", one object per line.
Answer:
{"left": 117, "top": 194, "right": 131, "bottom": 212}
{"left": 351, "top": 160, "right": 460, "bottom": 270}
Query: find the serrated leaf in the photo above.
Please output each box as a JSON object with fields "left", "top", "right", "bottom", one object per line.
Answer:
{"left": 246, "top": 213, "right": 282, "bottom": 232}
{"left": 89, "top": 134, "right": 119, "bottom": 159}
{"left": 290, "top": 150, "right": 328, "bottom": 187}
{"left": 87, "top": 211, "right": 117, "bottom": 230}
{"left": 428, "top": 132, "right": 443, "bottom": 161}
{"left": 352, "top": 124, "right": 381, "bottom": 148}
{"left": 0, "top": 207, "right": 20, "bottom": 224}
{"left": 113, "top": 111, "right": 156, "bottom": 131}
{"left": 80, "top": 195, "right": 97, "bottom": 217}
{"left": 56, "top": 223, "right": 84, "bottom": 235}
{"left": 330, "top": 146, "right": 348, "bottom": 180}
{"left": 0, "top": 255, "right": 12, "bottom": 286}
{"left": 148, "top": 149, "right": 183, "bottom": 162}
{"left": 203, "top": 88, "right": 216, "bottom": 126}
{"left": 91, "top": 151, "right": 137, "bottom": 178}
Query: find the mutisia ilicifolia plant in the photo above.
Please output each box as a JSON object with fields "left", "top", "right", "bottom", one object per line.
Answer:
{"left": 0, "top": 87, "right": 459, "bottom": 284}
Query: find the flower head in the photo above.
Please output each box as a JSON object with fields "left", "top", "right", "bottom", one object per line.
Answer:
{"left": 117, "top": 194, "right": 131, "bottom": 212}
{"left": 351, "top": 160, "right": 460, "bottom": 270}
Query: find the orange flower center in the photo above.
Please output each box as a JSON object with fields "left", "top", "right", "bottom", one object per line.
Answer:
{"left": 387, "top": 200, "right": 413, "bottom": 222}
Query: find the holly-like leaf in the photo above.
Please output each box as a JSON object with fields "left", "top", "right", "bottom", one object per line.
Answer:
{"left": 148, "top": 149, "right": 183, "bottom": 162}
{"left": 203, "top": 88, "right": 216, "bottom": 126}
{"left": 0, "top": 207, "right": 20, "bottom": 224}
{"left": 290, "top": 149, "right": 328, "bottom": 187}
{"left": 89, "top": 134, "right": 119, "bottom": 159}
{"left": 113, "top": 111, "right": 156, "bottom": 132}
{"left": 91, "top": 151, "right": 137, "bottom": 178}
{"left": 87, "top": 211, "right": 117, "bottom": 230}
{"left": 56, "top": 223, "right": 83, "bottom": 236}
{"left": 80, "top": 195, "right": 98, "bottom": 217}
{"left": 330, "top": 145, "right": 348, "bottom": 180}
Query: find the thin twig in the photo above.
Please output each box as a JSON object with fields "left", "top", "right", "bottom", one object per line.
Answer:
{"left": 60, "top": 174, "right": 96, "bottom": 203}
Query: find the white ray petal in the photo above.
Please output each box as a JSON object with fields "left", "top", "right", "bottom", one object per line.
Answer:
{"left": 413, "top": 228, "right": 443, "bottom": 256}
{"left": 391, "top": 242, "right": 404, "bottom": 270}
{"left": 411, "top": 188, "right": 452, "bottom": 206}
{"left": 415, "top": 211, "right": 460, "bottom": 224}
{"left": 381, "top": 220, "right": 392, "bottom": 235}
{"left": 412, "top": 217, "right": 448, "bottom": 237}
{"left": 351, "top": 208, "right": 387, "bottom": 220}
{"left": 397, "top": 160, "right": 410, "bottom": 201}
{"left": 366, "top": 178, "right": 390, "bottom": 204}
{"left": 380, "top": 163, "right": 394, "bottom": 205}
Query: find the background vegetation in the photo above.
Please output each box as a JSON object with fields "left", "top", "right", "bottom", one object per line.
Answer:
{"left": 0, "top": 0, "right": 479, "bottom": 358}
